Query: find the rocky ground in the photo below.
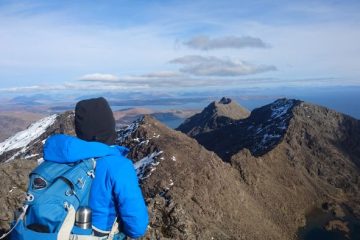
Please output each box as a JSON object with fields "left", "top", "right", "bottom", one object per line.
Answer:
{"left": 0, "top": 159, "right": 37, "bottom": 231}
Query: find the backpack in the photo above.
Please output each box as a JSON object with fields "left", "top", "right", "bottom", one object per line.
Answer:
{"left": 10, "top": 157, "right": 97, "bottom": 240}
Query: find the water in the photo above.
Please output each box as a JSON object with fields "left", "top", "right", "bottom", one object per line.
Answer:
{"left": 288, "top": 86, "right": 360, "bottom": 119}
{"left": 159, "top": 118, "right": 185, "bottom": 129}
{"left": 231, "top": 86, "right": 360, "bottom": 119}
{"left": 111, "top": 86, "right": 359, "bottom": 120}
{"left": 298, "top": 204, "right": 360, "bottom": 240}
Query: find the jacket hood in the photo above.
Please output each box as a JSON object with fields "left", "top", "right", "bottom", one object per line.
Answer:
{"left": 75, "top": 97, "right": 116, "bottom": 145}
{"left": 43, "top": 134, "right": 129, "bottom": 163}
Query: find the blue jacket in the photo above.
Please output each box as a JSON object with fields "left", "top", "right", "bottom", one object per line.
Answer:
{"left": 43, "top": 134, "right": 148, "bottom": 238}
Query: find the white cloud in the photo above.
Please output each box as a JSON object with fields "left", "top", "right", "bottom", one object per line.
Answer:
{"left": 0, "top": 82, "right": 149, "bottom": 93}
{"left": 79, "top": 73, "right": 120, "bottom": 81}
{"left": 141, "top": 71, "right": 183, "bottom": 78}
{"left": 184, "top": 35, "right": 268, "bottom": 50}
{"left": 2, "top": 76, "right": 352, "bottom": 94}
{"left": 0, "top": 85, "right": 67, "bottom": 93}
{"left": 77, "top": 71, "right": 183, "bottom": 84}
{"left": 170, "top": 55, "right": 276, "bottom": 76}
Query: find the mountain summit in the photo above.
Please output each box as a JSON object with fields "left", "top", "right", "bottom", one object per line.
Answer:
{"left": 176, "top": 97, "right": 250, "bottom": 137}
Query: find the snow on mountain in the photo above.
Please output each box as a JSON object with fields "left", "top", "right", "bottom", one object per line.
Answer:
{"left": 116, "top": 116, "right": 165, "bottom": 180}
{"left": 270, "top": 99, "right": 295, "bottom": 119}
{"left": 0, "top": 114, "right": 58, "bottom": 162}
{"left": 195, "top": 99, "right": 300, "bottom": 159}
{"left": 116, "top": 119, "right": 140, "bottom": 143}
{"left": 250, "top": 99, "right": 297, "bottom": 153}
{"left": 134, "top": 151, "right": 163, "bottom": 180}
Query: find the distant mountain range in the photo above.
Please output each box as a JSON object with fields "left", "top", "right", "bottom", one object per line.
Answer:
{"left": 0, "top": 97, "right": 359, "bottom": 239}
{"left": 113, "top": 108, "right": 198, "bottom": 128}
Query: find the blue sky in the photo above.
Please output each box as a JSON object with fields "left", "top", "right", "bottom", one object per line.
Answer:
{"left": 0, "top": 0, "right": 360, "bottom": 94}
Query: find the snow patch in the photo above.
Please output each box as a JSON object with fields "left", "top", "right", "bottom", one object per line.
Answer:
{"left": 37, "top": 157, "right": 44, "bottom": 165}
{"left": 139, "top": 140, "right": 149, "bottom": 146}
{"left": 270, "top": 99, "right": 294, "bottom": 119}
{"left": 116, "top": 120, "right": 140, "bottom": 143}
{"left": 253, "top": 133, "right": 282, "bottom": 153}
{"left": 0, "top": 114, "right": 57, "bottom": 161}
{"left": 255, "top": 127, "right": 263, "bottom": 134}
{"left": 260, "top": 133, "right": 282, "bottom": 145}
{"left": 171, "top": 156, "right": 176, "bottom": 161}
{"left": 165, "top": 179, "right": 174, "bottom": 191}
{"left": 151, "top": 133, "right": 160, "bottom": 139}
{"left": 9, "top": 186, "right": 17, "bottom": 193}
{"left": 134, "top": 151, "right": 163, "bottom": 180}
{"left": 25, "top": 153, "right": 39, "bottom": 159}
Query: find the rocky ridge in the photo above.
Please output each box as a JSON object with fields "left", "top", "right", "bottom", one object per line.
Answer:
{"left": 0, "top": 98, "right": 359, "bottom": 239}
{"left": 0, "top": 111, "right": 74, "bottom": 164}
{"left": 116, "top": 115, "right": 289, "bottom": 239}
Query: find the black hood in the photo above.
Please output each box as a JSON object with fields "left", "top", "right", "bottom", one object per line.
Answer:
{"left": 75, "top": 97, "right": 116, "bottom": 145}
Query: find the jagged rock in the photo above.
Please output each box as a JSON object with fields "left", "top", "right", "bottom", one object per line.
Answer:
{"left": 325, "top": 220, "right": 350, "bottom": 234}
{"left": 0, "top": 159, "right": 37, "bottom": 231}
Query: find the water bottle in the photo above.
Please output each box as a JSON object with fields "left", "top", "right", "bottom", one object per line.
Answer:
{"left": 75, "top": 206, "right": 92, "bottom": 229}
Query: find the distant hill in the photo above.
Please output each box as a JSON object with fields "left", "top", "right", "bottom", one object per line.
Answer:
{"left": 113, "top": 108, "right": 198, "bottom": 128}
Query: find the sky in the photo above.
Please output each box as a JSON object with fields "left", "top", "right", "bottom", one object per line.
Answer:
{"left": 0, "top": 0, "right": 360, "bottom": 94}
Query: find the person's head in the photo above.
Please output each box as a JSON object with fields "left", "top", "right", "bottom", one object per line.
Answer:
{"left": 75, "top": 97, "right": 116, "bottom": 145}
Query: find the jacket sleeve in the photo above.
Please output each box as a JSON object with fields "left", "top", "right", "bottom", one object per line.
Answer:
{"left": 110, "top": 157, "right": 149, "bottom": 238}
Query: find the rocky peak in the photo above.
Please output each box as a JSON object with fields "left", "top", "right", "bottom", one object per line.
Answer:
{"left": 218, "top": 97, "right": 232, "bottom": 104}
{"left": 176, "top": 97, "right": 250, "bottom": 137}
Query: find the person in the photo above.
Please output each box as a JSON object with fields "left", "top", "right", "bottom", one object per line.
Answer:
{"left": 44, "top": 97, "right": 148, "bottom": 238}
